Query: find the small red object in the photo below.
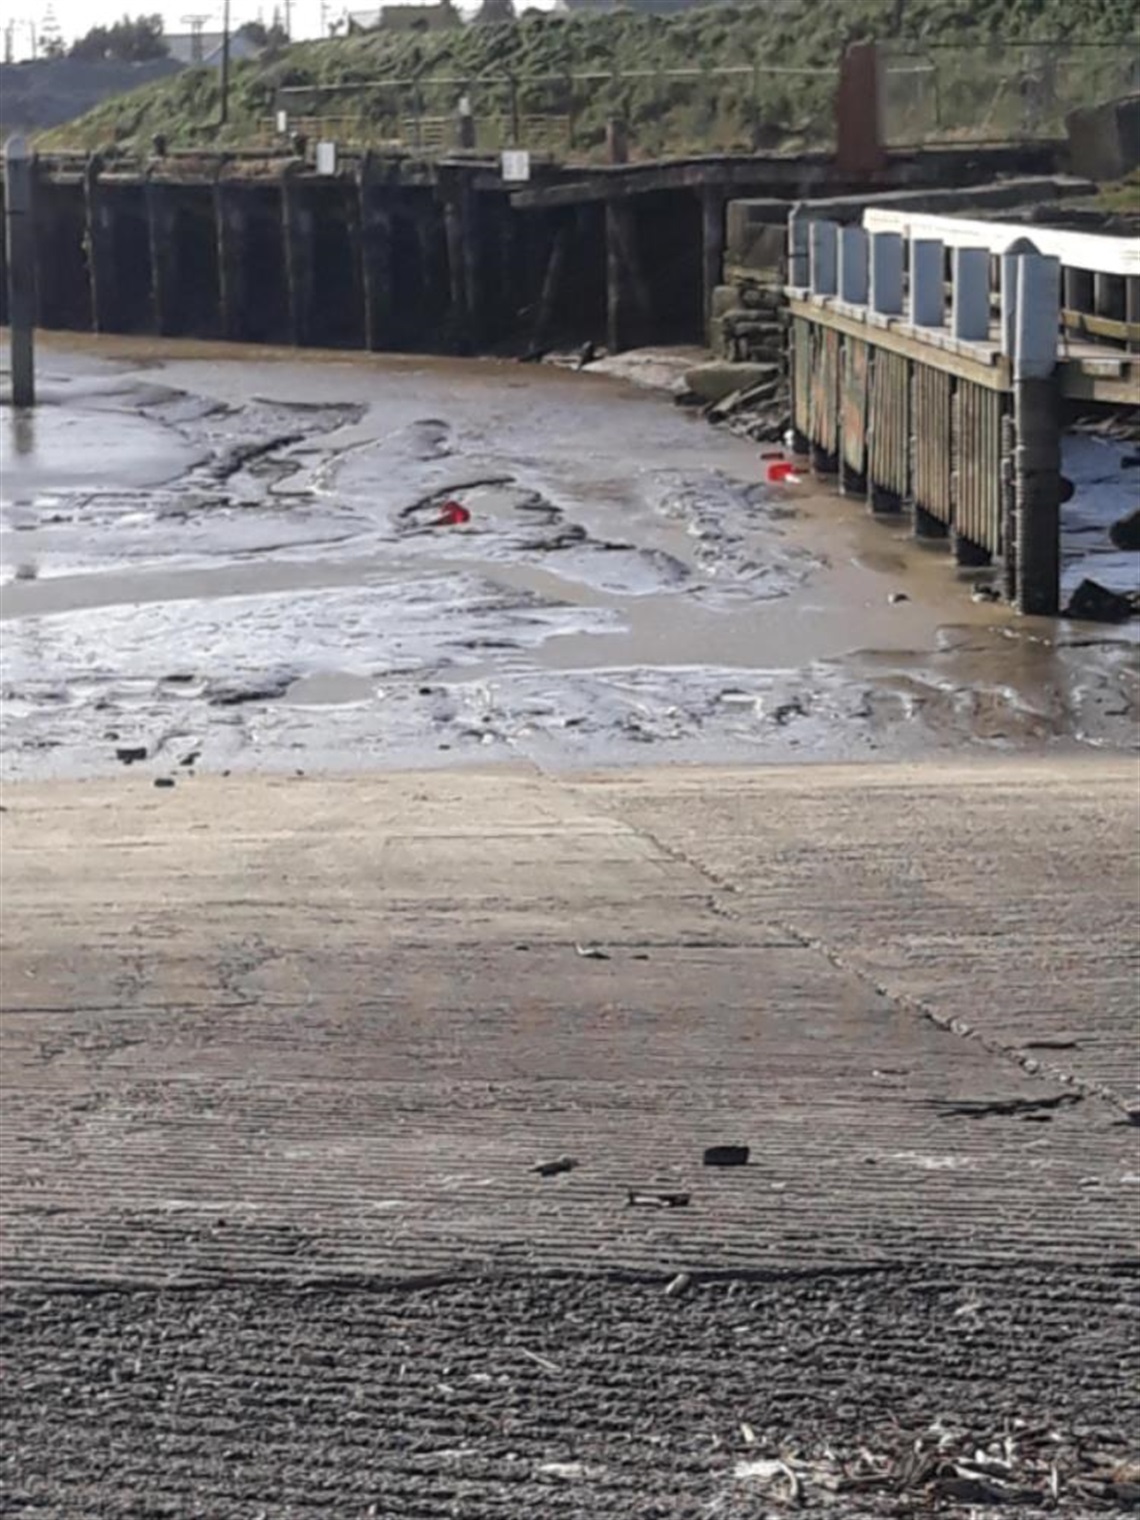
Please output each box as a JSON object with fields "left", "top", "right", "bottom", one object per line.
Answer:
{"left": 433, "top": 500, "right": 471, "bottom": 526}
{"left": 766, "top": 460, "right": 795, "bottom": 483}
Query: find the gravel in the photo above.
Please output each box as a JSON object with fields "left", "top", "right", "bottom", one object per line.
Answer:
{"left": 3, "top": 1265, "right": 1138, "bottom": 1518}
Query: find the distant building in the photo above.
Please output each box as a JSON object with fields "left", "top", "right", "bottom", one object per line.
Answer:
{"left": 344, "top": 2, "right": 460, "bottom": 33}
{"left": 163, "top": 30, "right": 264, "bottom": 67}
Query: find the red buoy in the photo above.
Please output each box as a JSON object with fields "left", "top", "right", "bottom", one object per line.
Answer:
{"left": 433, "top": 500, "right": 471, "bottom": 526}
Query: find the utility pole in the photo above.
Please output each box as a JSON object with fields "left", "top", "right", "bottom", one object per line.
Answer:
{"left": 220, "top": 0, "right": 230, "bottom": 124}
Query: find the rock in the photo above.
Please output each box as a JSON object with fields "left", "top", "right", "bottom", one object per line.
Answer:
{"left": 115, "top": 745, "right": 147, "bottom": 765}
{"left": 1066, "top": 94, "right": 1140, "bottom": 183}
{"left": 532, "top": 1156, "right": 578, "bottom": 1178}
{"left": 888, "top": 591, "right": 910, "bottom": 605}
{"left": 1064, "top": 579, "right": 1135, "bottom": 623}
{"left": 627, "top": 1188, "right": 690, "bottom": 1209}
{"left": 739, "top": 285, "right": 784, "bottom": 311}
{"left": 1109, "top": 508, "right": 1140, "bottom": 552}
{"left": 683, "top": 361, "right": 781, "bottom": 405}
{"left": 664, "top": 1272, "right": 691, "bottom": 1298}
{"left": 204, "top": 672, "right": 294, "bottom": 706}
{"left": 703, "top": 1145, "right": 751, "bottom": 1167}
{"left": 153, "top": 777, "right": 176, "bottom": 789}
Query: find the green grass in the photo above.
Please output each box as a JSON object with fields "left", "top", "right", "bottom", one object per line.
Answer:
{"left": 38, "top": 0, "right": 1140, "bottom": 157}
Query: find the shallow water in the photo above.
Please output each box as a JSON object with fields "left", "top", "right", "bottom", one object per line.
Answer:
{"left": 1, "top": 336, "right": 1136, "bottom": 780}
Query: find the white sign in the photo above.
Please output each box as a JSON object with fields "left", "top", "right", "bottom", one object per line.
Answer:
{"left": 276, "top": 108, "right": 288, "bottom": 134}
{"left": 315, "top": 140, "right": 337, "bottom": 175}
{"left": 501, "top": 149, "right": 531, "bottom": 184}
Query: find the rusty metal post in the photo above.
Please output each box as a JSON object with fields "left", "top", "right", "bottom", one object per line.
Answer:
{"left": 834, "top": 41, "right": 887, "bottom": 176}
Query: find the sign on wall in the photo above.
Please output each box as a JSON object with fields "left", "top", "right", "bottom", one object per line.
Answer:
{"left": 501, "top": 150, "right": 531, "bottom": 183}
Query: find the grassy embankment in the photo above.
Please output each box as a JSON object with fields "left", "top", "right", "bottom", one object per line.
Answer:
{"left": 39, "top": 0, "right": 1139, "bottom": 159}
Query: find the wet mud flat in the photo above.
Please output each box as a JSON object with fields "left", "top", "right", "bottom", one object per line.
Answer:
{"left": 3, "top": 1267, "right": 1138, "bottom": 1518}
{"left": 1, "top": 337, "right": 1137, "bottom": 781}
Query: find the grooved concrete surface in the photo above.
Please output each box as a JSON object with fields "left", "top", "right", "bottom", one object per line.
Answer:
{"left": 1, "top": 758, "right": 1138, "bottom": 1517}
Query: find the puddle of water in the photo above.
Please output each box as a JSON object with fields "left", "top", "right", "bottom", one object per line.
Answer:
{"left": 285, "top": 672, "right": 380, "bottom": 706}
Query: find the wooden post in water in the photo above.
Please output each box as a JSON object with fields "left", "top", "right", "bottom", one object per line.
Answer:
{"left": 462, "top": 178, "right": 482, "bottom": 348}
{"left": 533, "top": 220, "right": 570, "bottom": 350}
{"left": 700, "top": 187, "right": 725, "bottom": 340}
{"left": 442, "top": 177, "right": 469, "bottom": 347}
{"left": 145, "top": 177, "right": 175, "bottom": 335}
{"left": 605, "top": 199, "right": 630, "bottom": 354}
{"left": 3, "top": 134, "right": 35, "bottom": 406}
{"left": 358, "top": 155, "right": 393, "bottom": 353}
{"left": 83, "top": 154, "right": 115, "bottom": 333}
{"left": 440, "top": 168, "right": 483, "bottom": 350}
{"left": 213, "top": 179, "right": 243, "bottom": 342}
{"left": 281, "top": 169, "right": 314, "bottom": 347}
{"left": 605, "top": 198, "right": 651, "bottom": 354}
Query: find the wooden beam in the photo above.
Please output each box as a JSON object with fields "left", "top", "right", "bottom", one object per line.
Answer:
{"left": 281, "top": 172, "right": 313, "bottom": 347}
{"left": 605, "top": 199, "right": 629, "bottom": 354}
{"left": 213, "top": 180, "right": 243, "bottom": 342}
{"left": 145, "top": 178, "right": 175, "bottom": 336}
{"left": 534, "top": 222, "right": 570, "bottom": 348}
{"left": 358, "top": 155, "right": 393, "bottom": 352}
{"left": 83, "top": 157, "right": 115, "bottom": 334}
{"left": 787, "top": 295, "right": 1011, "bottom": 392}
{"left": 511, "top": 156, "right": 837, "bottom": 211}
{"left": 700, "top": 186, "right": 725, "bottom": 333}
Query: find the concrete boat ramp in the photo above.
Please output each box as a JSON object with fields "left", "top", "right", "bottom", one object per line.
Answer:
{"left": 1, "top": 757, "right": 1137, "bottom": 1516}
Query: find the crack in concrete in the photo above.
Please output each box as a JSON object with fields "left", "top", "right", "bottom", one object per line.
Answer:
{"left": 603, "top": 804, "right": 1129, "bottom": 1118}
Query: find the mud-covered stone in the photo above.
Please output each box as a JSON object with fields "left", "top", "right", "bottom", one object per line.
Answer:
{"left": 1064, "top": 578, "right": 1135, "bottom": 623}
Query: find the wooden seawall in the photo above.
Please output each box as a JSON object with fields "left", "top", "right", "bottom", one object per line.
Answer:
{"left": 1, "top": 142, "right": 1061, "bottom": 356}
{"left": 787, "top": 211, "right": 1140, "bottom": 616}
